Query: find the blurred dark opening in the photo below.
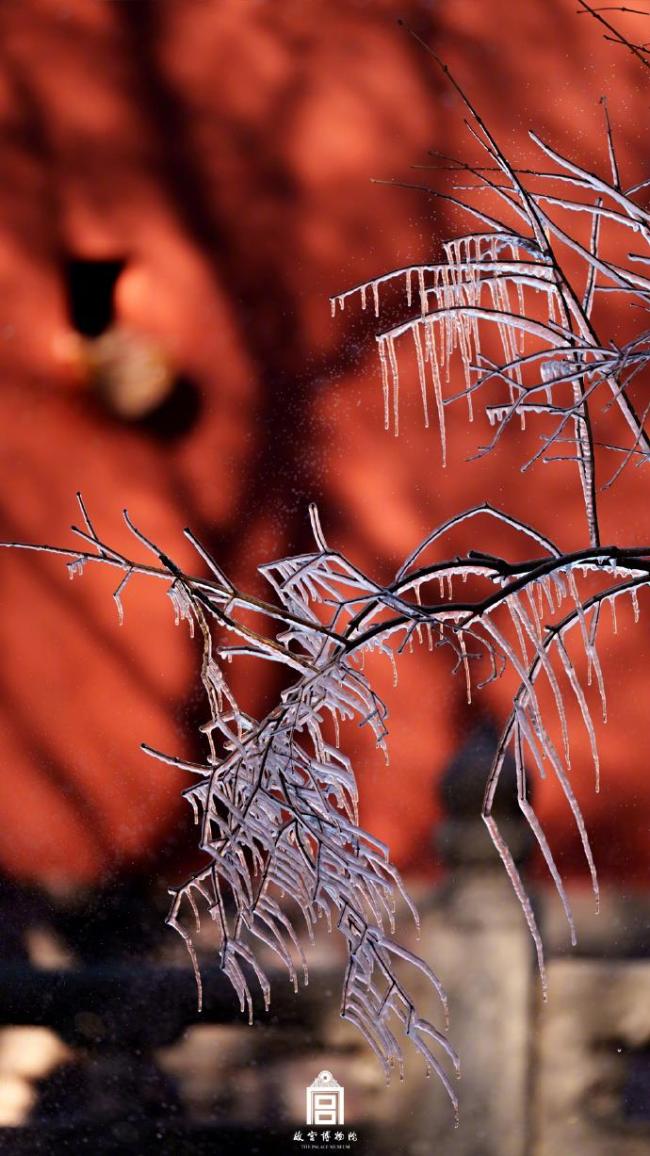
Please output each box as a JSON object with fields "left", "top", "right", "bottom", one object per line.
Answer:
{"left": 65, "top": 258, "right": 126, "bottom": 338}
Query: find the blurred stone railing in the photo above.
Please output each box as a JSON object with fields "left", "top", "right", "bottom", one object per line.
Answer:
{"left": 0, "top": 725, "right": 647, "bottom": 1153}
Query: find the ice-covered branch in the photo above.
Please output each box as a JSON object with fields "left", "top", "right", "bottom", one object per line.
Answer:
{"left": 4, "top": 495, "right": 650, "bottom": 1113}
{"left": 333, "top": 61, "right": 650, "bottom": 544}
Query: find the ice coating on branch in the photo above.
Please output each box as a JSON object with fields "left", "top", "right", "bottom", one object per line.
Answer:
{"left": 6, "top": 476, "right": 650, "bottom": 1115}
{"left": 8, "top": 61, "right": 650, "bottom": 1115}
{"left": 167, "top": 579, "right": 195, "bottom": 637}
{"left": 335, "top": 115, "right": 650, "bottom": 545}
{"left": 67, "top": 558, "right": 85, "bottom": 579}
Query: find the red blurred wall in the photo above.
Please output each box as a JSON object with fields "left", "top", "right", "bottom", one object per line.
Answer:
{"left": 0, "top": 0, "right": 648, "bottom": 889}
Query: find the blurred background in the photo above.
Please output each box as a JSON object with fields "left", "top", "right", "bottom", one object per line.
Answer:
{"left": 0, "top": 0, "right": 648, "bottom": 1152}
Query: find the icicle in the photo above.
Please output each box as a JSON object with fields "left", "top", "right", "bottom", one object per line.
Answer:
{"left": 631, "top": 588, "right": 640, "bottom": 623}
{"left": 541, "top": 575, "right": 555, "bottom": 614}
{"left": 568, "top": 571, "right": 607, "bottom": 723}
{"left": 552, "top": 571, "right": 567, "bottom": 602}
{"left": 516, "top": 279, "right": 525, "bottom": 329}
{"left": 441, "top": 266, "right": 453, "bottom": 367}
{"left": 168, "top": 580, "right": 195, "bottom": 637}
{"left": 427, "top": 322, "right": 447, "bottom": 466}
{"left": 372, "top": 281, "right": 380, "bottom": 318}
{"left": 330, "top": 298, "right": 336, "bottom": 319}
{"left": 413, "top": 584, "right": 424, "bottom": 644}
{"left": 386, "top": 336, "right": 400, "bottom": 436}
{"left": 515, "top": 599, "right": 570, "bottom": 771}
{"left": 67, "top": 558, "right": 85, "bottom": 579}
{"left": 556, "top": 635, "right": 600, "bottom": 796}
{"left": 308, "top": 502, "right": 328, "bottom": 552}
{"left": 513, "top": 717, "right": 577, "bottom": 944}
{"left": 405, "top": 269, "right": 413, "bottom": 308}
{"left": 361, "top": 284, "right": 367, "bottom": 311}
{"left": 484, "top": 812, "right": 548, "bottom": 1000}
{"left": 112, "top": 569, "right": 133, "bottom": 627}
{"left": 338, "top": 295, "right": 345, "bottom": 312}
{"left": 378, "top": 337, "right": 390, "bottom": 431}
{"left": 508, "top": 598, "right": 531, "bottom": 667}
{"left": 418, "top": 268, "right": 426, "bottom": 314}
{"left": 412, "top": 325, "right": 430, "bottom": 429}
